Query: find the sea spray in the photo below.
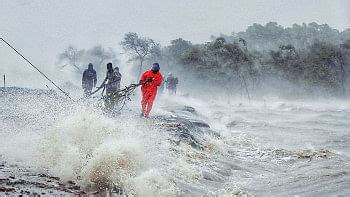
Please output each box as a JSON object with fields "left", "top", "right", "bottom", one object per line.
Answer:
{"left": 37, "top": 108, "right": 146, "bottom": 188}
{"left": 1, "top": 88, "right": 349, "bottom": 195}
{"left": 34, "top": 106, "right": 179, "bottom": 195}
{"left": 81, "top": 139, "right": 144, "bottom": 188}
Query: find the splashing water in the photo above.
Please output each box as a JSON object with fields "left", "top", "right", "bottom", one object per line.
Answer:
{"left": 1, "top": 87, "right": 350, "bottom": 196}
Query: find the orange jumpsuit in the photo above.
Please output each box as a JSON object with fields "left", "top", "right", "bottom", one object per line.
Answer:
{"left": 140, "top": 70, "right": 163, "bottom": 117}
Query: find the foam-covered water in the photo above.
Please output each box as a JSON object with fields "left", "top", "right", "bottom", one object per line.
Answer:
{"left": 0, "top": 87, "right": 349, "bottom": 196}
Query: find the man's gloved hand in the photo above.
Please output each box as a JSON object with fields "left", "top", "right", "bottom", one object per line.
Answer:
{"left": 142, "top": 78, "right": 154, "bottom": 86}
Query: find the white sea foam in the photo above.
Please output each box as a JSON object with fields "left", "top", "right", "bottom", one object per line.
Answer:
{"left": 1, "top": 89, "right": 349, "bottom": 196}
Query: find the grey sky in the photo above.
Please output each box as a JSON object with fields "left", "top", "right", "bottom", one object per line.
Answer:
{"left": 0, "top": 0, "right": 349, "bottom": 86}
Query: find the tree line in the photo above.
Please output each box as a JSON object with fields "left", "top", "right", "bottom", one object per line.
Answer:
{"left": 57, "top": 22, "right": 350, "bottom": 97}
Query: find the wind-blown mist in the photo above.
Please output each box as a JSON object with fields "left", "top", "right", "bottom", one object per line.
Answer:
{"left": 1, "top": 1, "right": 350, "bottom": 195}
{"left": 48, "top": 22, "right": 350, "bottom": 101}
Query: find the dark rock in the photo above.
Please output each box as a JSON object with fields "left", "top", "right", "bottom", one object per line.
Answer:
{"left": 183, "top": 106, "right": 196, "bottom": 113}
{"left": 10, "top": 179, "right": 27, "bottom": 185}
{"left": 37, "top": 183, "right": 47, "bottom": 188}
{"left": 38, "top": 173, "right": 60, "bottom": 180}
{"left": 190, "top": 120, "right": 210, "bottom": 128}
{"left": 0, "top": 186, "right": 15, "bottom": 192}
{"left": 202, "top": 171, "right": 224, "bottom": 182}
{"left": 155, "top": 115, "right": 219, "bottom": 150}
{"left": 80, "top": 191, "right": 86, "bottom": 195}
{"left": 20, "top": 190, "right": 30, "bottom": 195}
{"left": 69, "top": 185, "right": 80, "bottom": 190}
{"left": 67, "top": 180, "right": 75, "bottom": 185}
{"left": 226, "top": 121, "right": 238, "bottom": 128}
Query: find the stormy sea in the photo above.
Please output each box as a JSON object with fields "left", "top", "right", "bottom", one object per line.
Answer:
{"left": 0, "top": 87, "right": 349, "bottom": 196}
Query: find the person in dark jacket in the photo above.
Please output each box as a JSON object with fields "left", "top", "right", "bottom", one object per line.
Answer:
{"left": 82, "top": 63, "right": 97, "bottom": 95}
{"left": 102, "top": 62, "right": 122, "bottom": 110}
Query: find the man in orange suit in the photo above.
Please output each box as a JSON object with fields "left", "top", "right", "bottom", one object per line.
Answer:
{"left": 140, "top": 63, "right": 163, "bottom": 117}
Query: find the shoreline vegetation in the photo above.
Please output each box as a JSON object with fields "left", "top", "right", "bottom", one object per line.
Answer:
{"left": 58, "top": 22, "right": 350, "bottom": 98}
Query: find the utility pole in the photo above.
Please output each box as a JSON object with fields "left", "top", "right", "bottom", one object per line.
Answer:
{"left": 3, "top": 74, "right": 5, "bottom": 88}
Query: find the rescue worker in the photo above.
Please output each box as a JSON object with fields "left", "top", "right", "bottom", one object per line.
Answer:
{"left": 140, "top": 63, "right": 162, "bottom": 117}
{"left": 102, "top": 62, "right": 122, "bottom": 110}
{"left": 166, "top": 73, "right": 178, "bottom": 95}
{"left": 82, "top": 63, "right": 97, "bottom": 95}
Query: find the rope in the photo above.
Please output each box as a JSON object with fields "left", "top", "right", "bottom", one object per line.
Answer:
{"left": 89, "top": 84, "right": 105, "bottom": 96}
{"left": 0, "top": 37, "right": 73, "bottom": 100}
{"left": 76, "top": 82, "right": 142, "bottom": 112}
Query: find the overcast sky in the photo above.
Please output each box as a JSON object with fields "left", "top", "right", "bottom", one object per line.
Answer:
{"left": 0, "top": 0, "right": 349, "bottom": 86}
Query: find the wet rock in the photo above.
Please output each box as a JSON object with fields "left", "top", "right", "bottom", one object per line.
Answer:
{"left": 202, "top": 171, "right": 224, "bottom": 182}
{"left": 154, "top": 113, "right": 219, "bottom": 150}
{"left": 183, "top": 106, "right": 196, "bottom": 113}
{"left": 272, "top": 148, "right": 336, "bottom": 160}
{"left": 0, "top": 162, "right": 82, "bottom": 195}
{"left": 20, "top": 190, "right": 30, "bottom": 195}
{"left": 67, "top": 180, "right": 75, "bottom": 185}
{"left": 322, "top": 171, "right": 348, "bottom": 178}
{"left": 295, "top": 149, "right": 335, "bottom": 159}
{"left": 231, "top": 190, "right": 252, "bottom": 197}
{"left": 39, "top": 173, "right": 60, "bottom": 180}
{"left": 0, "top": 186, "right": 15, "bottom": 192}
{"left": 7, "top": 179, "right": 28, "bottom": 186}
{"left": 68, "top": 185, "right": 80, "bottom": 190}
{"left": 190, "top": 120, "right": 210, "bottom": 128}
{"left": 226, "top": 121, "right": 238, "bottom": 128}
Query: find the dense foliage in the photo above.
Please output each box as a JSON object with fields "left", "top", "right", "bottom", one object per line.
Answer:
{"left": 154, "top": 22, "right": 350, "bottom": 97}
{"left": 58, "top": 22, "right": 350, "bottom": 97}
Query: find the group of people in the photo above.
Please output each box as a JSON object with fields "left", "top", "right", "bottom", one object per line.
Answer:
{"left": 165, "top": 73, "right": 179, "bottom": 95}
{"left": 82, "top": 62, "right": 122, "bottom": 110}
{"left": 81, "top": 62, "right": 177, "bottom": 117}
{"left": 158, "top": 73, "right": 179, "bottom": 95}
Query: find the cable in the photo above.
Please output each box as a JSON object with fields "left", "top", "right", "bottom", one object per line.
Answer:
{"left": 0, "top": 37, "right": 73, "bottom": 100}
